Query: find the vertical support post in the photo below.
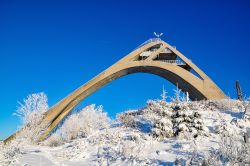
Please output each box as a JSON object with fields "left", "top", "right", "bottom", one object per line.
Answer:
{"left": 236, "top": 80, "right": 243, "bottom": 101}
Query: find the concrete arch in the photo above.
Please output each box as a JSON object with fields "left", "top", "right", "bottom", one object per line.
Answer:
{"left": 5, "top": 38, "right": 227, "bottom": 142}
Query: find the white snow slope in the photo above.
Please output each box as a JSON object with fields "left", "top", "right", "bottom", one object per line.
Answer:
{"left": 1, "top": 98, "right": 250, "bottom": 166}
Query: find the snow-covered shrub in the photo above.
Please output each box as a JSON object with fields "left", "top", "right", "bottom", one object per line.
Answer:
{"left": 0, "top": 140, "right": 22, "bottom": 166}
{"left": 53, "top": 139, "right": 88, "bottom": 160}
{"left": 13, "top": 92, "right": 48, "bottom": 143}
{"left": 175, "top": 150, "right": 203, "bottom": 166}
{"left": 92, "top": 130, "right": 148, "bottom": 165}
{"left": 214, "top": 119, "right": 237, "bottom": 136}
{"left": 172, "top": 103, "right": 207, "bottom": 138}
{"left": 96, "top": 145, "right": 119, "bottom": 165}
{"left": 120, "top": 140, "right": 145, "bottom": 161}
{"left": 44, "top": 133, "right": 63, "bottom": 147}
{"left": 218, "top": 136, "right": 250, "bottom": 165}
{"left": 59, "top": 104, "right": 109, "bottom": 142}
{"left": 200, "top": 99, "right": 242, "bottom": 113}
{"left": 202, "top": 134, "right": 250, "bottom": 165}
{"left": 242, "top": 98, "right": 250, "bottom": 119}
{"left": 174, "top": 158, "right": 187, "bottom": 166}
{"left": 117, "top": 110, "right": 139, "bottom": 128}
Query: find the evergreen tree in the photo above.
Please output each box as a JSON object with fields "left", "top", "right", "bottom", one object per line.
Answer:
{"left": 147, "top": 100, "right": 174, "bottom": 139}
{"left": 152, "top": 117, "right": 173, "bottom": 139}
{"left": 191, "top": 111, "right": 206, "bottom": 137}
{"left": 172, "top": 104, "right": 193, "bottom": 137}
{"left": 172, "top": 104, "right": 207, "bottom": 138}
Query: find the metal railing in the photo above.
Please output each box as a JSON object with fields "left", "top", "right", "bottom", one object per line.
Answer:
{"left": 157, "top": 60, "right": 185, "bottom": 65}
{"left": 136, "top": 38, "right": 161, "bottom": 49}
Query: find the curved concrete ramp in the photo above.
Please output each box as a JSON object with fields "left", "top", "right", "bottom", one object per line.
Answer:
{"left": 5, "top": 38, "right": 227, "bottom": 142}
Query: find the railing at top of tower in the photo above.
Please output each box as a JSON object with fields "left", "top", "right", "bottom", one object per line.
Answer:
{"left": 136, "top": 38, "right": 161, "bottom": 49}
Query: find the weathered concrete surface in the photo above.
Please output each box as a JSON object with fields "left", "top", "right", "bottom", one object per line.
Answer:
{"left": 5, "top": 39, "right": 227, "bottom": 142}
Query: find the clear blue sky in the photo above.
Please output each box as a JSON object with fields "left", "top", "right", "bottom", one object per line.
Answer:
{"left": 0, "top": 0, "right": 250, "bottom": 140}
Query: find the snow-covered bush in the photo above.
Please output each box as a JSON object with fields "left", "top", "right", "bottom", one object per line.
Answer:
{"left": 95, "top": 137, "right": 154, "bottom": 166}
{"left": 96, "top": 145, "right": 119, "bottom": 165}
{"left": 13, "top": 92, "right": 49, "bottom": 143}
{"left": 58, "top": 104, "right": 109, "bottom": 142}
{"left": 200, "top": 99, "right": 242, "bottom": 113}
{"left": 53, "top": 139, "right": 88, "bottom": 160}
{"left": 174, "top": 158, "right": 187, "bottom": 166}
{"left": 214, "top": 119, "right": 237, "bottom": 136}
{"left": 44, "top": 133, "right": 63, "bottom": 147}
{"left": 202, "top": 134, "right": 250, "bottom": 165}
{"left": 117, "top": 110, "right": 138, "bottom": 128}
{"left": 242, "top": 98, "right": 250, "bottom": 119}
{"left": 120, "top": 140, "right": 145, "bottom": 161}
{"left": 0, "top": 140, "right": 22, "bottom": 166}
{"left": 174, "top": 149, "right": 203, "bottom": 166}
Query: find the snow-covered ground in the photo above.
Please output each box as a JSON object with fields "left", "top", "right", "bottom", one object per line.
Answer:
{"left": 1, "top": 94, "right": 250, "bottom": 166}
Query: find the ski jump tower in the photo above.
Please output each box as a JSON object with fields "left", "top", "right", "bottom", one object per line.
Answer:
{"left": 5, "top": 36, "right": 227, "bottom": 142}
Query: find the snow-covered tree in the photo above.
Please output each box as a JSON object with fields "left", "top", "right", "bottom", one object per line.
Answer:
{"left": 172, "top": 85, "right": 182, "bottom": 103}
{"left": 58, "top": 104, "right": 110, "bottom": 142}
{"left": 160, "top": 85, "right": 169, "bottom": 101}
{"left": 172, "top": 104, "right": 193, "bottom": 138}
{"left": 152, "top": 118, "right": 173, "bottom": 139}
{"left": 172, "top": 103, "right": 207, "bottom": 138}
{"left": 146, "top": 100, "right": 173, "bottom": 116}
{"left": 185, "top": 92, "right": 190, "bottom": 102}
{"left": 13, "top": 92, "right": 49, "bottom": 143}
{"left": 143, "top": 100, "right": 174, "bottom": 139}
{"left": 14, "top": 92, "right": 48, "bottom": 126}
{"left": 191, "top": 110, "right": 207, "bottom": 137}
{"left": 0, "top": 93, "right": 49, "bottom": 165}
